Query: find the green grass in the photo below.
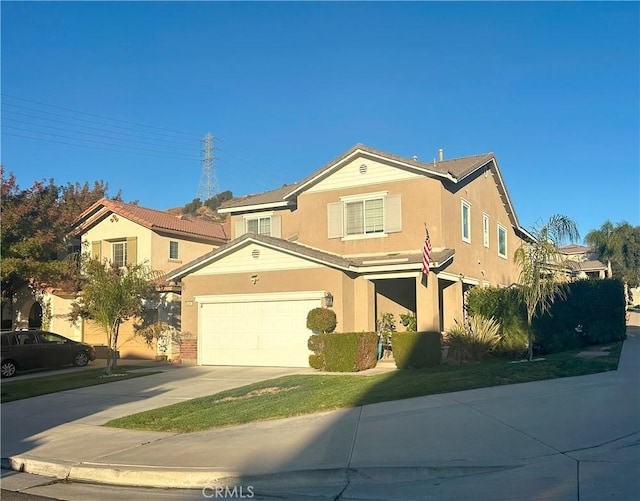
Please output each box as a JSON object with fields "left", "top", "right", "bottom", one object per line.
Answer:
{"left": 1, "top": 366, "right": 160, "bottom": 403}
{"left": 105, "top": 342, "right": 622, "bottom": 433}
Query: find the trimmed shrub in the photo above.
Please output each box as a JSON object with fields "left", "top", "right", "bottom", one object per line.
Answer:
{"left": 533, "top": 279, "right": 627, "bottom": 354}
{"left": 467, "top": 286, "right": 528, "bottom": 357}
{"left": 391, "top": 331, "right": 442, "bottom": 369}
{"left": 307, "top": 332, "right": 378, "bottom": 372}
{"left": 306, "top": 308, "right": 337, "bottom": 334}
{"left": 445, "top": 316, "right": 502, "bottom": 363}
{"left": 399, "top": 312, "right": 417, "bottom": 332}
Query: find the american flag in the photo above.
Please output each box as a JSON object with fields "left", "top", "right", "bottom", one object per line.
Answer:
{"left": 422, "top": 228, "right": 432, "bottom": 275}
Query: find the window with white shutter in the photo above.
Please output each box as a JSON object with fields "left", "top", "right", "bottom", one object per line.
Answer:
{"left": 327, "top": 193, "right": 401, "bottom": 239}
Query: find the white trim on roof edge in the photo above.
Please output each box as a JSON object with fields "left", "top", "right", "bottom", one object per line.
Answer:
{"left": 283, "top": 147, "right": 456, "bottom": 201}
{"left": 217, "top": 201, "right": 293, "bottom": 214}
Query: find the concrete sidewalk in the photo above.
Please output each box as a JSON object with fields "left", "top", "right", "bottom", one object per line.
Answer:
{"left": 2, "top": 314, "right": 639, "bottom": 500}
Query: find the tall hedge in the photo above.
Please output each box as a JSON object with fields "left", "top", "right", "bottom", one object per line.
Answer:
{"left": 532, "top": 279, "right": 627, "bottom": 353}
{"left": 391, "top": 331, "right": 441, "bottom": 369}
{"left": 308, "top": 332, "right": 378, "bottom": 372}
{"left": 466, "top": 286, "right": 528, "bottom": 356}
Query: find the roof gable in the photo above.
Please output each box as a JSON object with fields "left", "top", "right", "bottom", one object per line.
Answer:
{"left": 283, "top": 144, "right": 495, "bottom": 200}
{"left": 72, "top": 199, "right": 228, "bottom": 243}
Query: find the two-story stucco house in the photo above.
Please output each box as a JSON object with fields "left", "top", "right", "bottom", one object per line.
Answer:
{"left": 166, "top": 144, "right": 534, "bottom": 368}
{"left": 63, "top": 198, "right": 228, "bottom": 358}
{"left": 559, "top": 244, "right": 609, "bottom": 280}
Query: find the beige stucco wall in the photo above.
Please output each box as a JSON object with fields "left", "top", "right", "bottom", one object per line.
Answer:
{"left": 227, "top": 163, "right": 523, "bottom": 290}
{"left": 439, "top": 164, "right": 523, "bottom": 287}
{"left": 295, "top": 176, "right": 444, "bottom": 256}
{"left": 149, "top": 232, "right": 217, "bottom": 275}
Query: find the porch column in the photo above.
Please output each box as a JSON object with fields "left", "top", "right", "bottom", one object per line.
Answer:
{"left": 416, "top": 274, "right": 440, "bottom": 332}
{"left": 353, "top": 276, "right": 376, "bottom": 332}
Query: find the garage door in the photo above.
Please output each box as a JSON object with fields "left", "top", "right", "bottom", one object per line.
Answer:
{"left": 198, "top": 292, "right": 323, "bottom": 367}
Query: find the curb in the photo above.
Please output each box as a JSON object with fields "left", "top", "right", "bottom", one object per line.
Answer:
{"left": 2, "top": 455, "right": 519, "bottom": 490}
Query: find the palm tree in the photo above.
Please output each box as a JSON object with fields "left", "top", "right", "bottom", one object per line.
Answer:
{"left": 514, "top": 214, "right": 580, "bottom": 361}
{"left": 585, "top": 221, "right": 620, "bottom": 278}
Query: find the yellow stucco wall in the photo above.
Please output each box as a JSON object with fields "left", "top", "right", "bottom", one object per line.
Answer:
{"left": 83, "top": 319, "right": 157, "bottom": 359}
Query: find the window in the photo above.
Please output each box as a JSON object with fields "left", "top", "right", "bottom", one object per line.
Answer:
{"left": 327, "top": 193, "right": 401, "bottom": 239}
{"left": 483, "top": 213, "right": 490, "bottom": 248}
{"left": 498, "top": 224, "right": 507, "bottom": 258}
{"left": 247, "top": 217, "right": 272, "bottom": 236}
{"left": 345, "top": 198, "right": 384, "bottom": 236}
{"left": 112, "top": 241, "right": 127, "bottom": 267}
{"left": 461, "top": 200, "right": 471, "bottom": 243}
{"left": 236, "top": 214, "right": 281, "bottom": 239}
{"left": 169, "top": 241, "right": 179, "bottom": 260}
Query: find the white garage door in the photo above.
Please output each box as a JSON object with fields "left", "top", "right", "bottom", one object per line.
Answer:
{"left": 197, "top": 292, "right": 323, "bottom": 367}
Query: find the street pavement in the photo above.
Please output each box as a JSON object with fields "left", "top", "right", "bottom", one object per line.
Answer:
{"left": 1, "top": 313, "right": 639, "bottom": 500}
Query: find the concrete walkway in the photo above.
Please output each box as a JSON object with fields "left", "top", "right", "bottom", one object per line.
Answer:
{"left": 2, "top": 314, "right": 639, "bottom": 500}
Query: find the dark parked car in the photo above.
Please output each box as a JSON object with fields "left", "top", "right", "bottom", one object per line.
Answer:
{"left": 1, "top": 330, "right": 96, "bottom": 378}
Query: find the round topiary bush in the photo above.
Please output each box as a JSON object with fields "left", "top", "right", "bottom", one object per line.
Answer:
{"left": 306, "top": 307, "right": 337, "bottom": 334}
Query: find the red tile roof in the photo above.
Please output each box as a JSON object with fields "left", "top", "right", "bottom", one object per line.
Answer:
{"left": 72, "top": 199, "right": 228, "bottom": 243}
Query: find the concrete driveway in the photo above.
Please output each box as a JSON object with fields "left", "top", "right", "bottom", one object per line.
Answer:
{"left": 2, "top": 314, "right": 639, "bottom": 500}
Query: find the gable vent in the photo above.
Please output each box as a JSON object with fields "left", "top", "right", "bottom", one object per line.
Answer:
{"left": 251, "top": 249, "right": 261, "bottom": 259}
{"left": 359, "top": 164, "right": 368, "bottom": 175}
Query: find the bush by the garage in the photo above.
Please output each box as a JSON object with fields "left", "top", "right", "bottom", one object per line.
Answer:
{"left": 533, "top": 278, "right": 627, "bottom": 354}
{"left": 391, "top": 331, "right": 442, "bottom": 369}
{"left": 306, "top": 308, "right": 337, "bottom": 334}
{"left": 307, "top": 332, "right": 378, "bottom": 372}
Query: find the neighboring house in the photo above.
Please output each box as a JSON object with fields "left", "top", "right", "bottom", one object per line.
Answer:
{"left": 166, "top": 143, "right": 534, "bottom": 367}
{"left": 20, "top": 199, "right": 228, "bottom": 359}
{"left": 559, "top": 244, "right": 609, "bottom": 280}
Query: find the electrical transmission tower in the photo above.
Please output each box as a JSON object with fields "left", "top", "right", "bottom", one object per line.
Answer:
{"left": 196, "top": 132, "right": 218, "bottom": 201}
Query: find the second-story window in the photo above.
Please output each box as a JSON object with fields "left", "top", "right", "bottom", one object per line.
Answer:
{"left": 345, "top": 198, "right": 384, "bottom": 236}
{"left": 169, "top": 241, "right": 179, "bottom": 260}
{"left": 327, "top": 193, "right": 401, "bottom": 240}
{"left": 112, "top": 241, "right": 127, "bottom": 267}
{"left": 461, "top": 200, "right": 471, "bottom": 243}
{"left": 498, "top": 224, "right": 508, "bottom": 258}
{"left": 247, "top": 216, "right": 272, "bottom": 236}
{"left": 483, "top": 213, "right": 490, "bottom": 248}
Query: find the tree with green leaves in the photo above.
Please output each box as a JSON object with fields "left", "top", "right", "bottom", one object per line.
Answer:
{"left": 514, "top": 214, "right": 580, "bottom": 361}
{"left": 68, "top": 259, "right": 160, "bottom": 374}
{"left": 1, "top": 168, "right": 114, "bottom": 327}
{"left": 585, "top": 220, "right": 640, "bottom": 288}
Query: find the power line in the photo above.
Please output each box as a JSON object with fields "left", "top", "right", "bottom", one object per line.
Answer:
{"left": 2, "top": 131, "right": 200, "bottom": 162}
{"left": 1, "top": 94, "right": 202, "bottom": 139}
{"left": 2, "top": 109, "right": 199, "bottom": 149}
{"left": 2, "top": 117, "right": 198, "bottom": 154}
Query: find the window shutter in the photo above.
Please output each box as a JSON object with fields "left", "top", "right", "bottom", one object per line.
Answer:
{"left": 126, "top": 237, "right": 137, "bottom": 266}
{"left": 327, "top": 202, "right": 344, "bottom": 239}
{"left": 235, "top": 219, "right": 245, "bottom": 238}
{"left": 271, "top": 215, "right": 282, "bottom": 238}
{"left": 91, "top": 241, "right": 102, "bottom": 261}
{"left": 384, "top": 195, "right": 402, "bottom": 233}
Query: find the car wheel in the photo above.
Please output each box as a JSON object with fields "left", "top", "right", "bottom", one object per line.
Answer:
{"left": 1, "top": 360, "right": 17, "bottom": 378}
{"left": 73, "top": 351, "right": 90, "bottom": 367}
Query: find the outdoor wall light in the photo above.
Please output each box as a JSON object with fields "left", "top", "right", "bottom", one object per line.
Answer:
{"left": 325, "top": 292, "right": 334, "bottom": 308}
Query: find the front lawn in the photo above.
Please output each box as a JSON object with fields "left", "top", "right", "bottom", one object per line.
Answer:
{"left": 105, "top": 342, "right": 622, "bottom": 433}
{"left": 1, "top": 366, "right": 160, "bottom": 403}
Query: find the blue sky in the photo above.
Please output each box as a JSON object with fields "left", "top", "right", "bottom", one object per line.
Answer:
{"left": 2, "top": 1, "right": 638, "bottom": 239}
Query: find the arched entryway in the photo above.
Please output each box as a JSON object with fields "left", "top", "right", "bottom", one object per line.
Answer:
{"left": 28, "top": 302, "right": 43, "bottom": 329}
